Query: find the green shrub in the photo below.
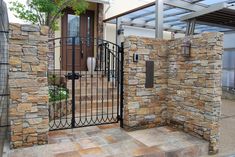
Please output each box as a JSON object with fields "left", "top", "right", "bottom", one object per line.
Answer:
{"left": 49, "top": 86, "right": 69, "bottom": 102}
{"left": 48, "top": 74, "right": 66, "bottom": 88}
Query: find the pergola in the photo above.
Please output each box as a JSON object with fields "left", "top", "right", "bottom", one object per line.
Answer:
{"left": 103, "top": 0, "right": 235, "bottom": 39}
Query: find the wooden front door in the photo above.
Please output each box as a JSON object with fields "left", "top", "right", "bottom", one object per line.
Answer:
{"left": 62, "top": 9, "right": 95, "bottom": 71}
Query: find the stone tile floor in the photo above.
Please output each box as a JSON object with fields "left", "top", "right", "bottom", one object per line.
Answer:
{"left": 208, "top": 99, "right": 235, "bottom": 157}
{"left": 6, "top": 124, "right": 208, "bottom": 157}
{"left": 2, "top": 100, "right": 235, "bottom": 157}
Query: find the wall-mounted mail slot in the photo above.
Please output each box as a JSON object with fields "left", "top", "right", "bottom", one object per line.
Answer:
{"left": 145, "top": 61, "right": 154, "bottom": 88}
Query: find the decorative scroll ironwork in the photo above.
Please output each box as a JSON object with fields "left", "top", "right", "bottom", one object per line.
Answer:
{"left": 48, "top": 36, "right": 124, "bottom": 130}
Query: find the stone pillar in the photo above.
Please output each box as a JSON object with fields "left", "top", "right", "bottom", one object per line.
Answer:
{"left": 123, "top": 36, "right": 168, "bottom": 130}
{"left": 8, "top": 23, "right": 49, "bottom": 148}
{"left": 167, "top": 33, "right": 223, "bottom": 154}
{"left": 123, "top": 33, "right": 223, "bottom": 154}
{"left": 97, "top": 3, "right": 104, "bottom": 39}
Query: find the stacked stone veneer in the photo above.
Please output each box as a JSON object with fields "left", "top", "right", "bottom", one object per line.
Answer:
{"left": 123, "top": 33, "right": 223, "bottom": 154}
{"left": 123, "top": 37, "right": 168, "bottom": 130}
{"left": 8, "top": 23, "right": 49, "bottom": 148}
{"left": 97, "top": 3, "right": 104, "bottom": 39}
{"left": 7, "top": 22, "right": 223, "bottom": 154}
{"left": 167, "top": 33, "right": 222, "bottom": 154}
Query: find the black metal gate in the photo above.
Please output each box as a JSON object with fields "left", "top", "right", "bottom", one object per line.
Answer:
{"left": 48, "top": 37, "right": 124, "bottom": 131}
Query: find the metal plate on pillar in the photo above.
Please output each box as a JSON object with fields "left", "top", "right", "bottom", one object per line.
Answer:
{"left": 145, "top": 61, "right": 154, "bottom": 88}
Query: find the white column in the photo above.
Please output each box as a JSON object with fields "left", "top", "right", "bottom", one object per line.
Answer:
{"left": 155, "top": 0, "right": 164, "bottom": 39}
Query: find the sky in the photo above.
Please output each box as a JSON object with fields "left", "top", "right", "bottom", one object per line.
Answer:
{"left": 4, "top": 0, "right": 27, "bottom": 23}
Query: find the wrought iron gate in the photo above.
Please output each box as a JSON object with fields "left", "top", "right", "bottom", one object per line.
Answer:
{"left": 48, "top": 37, "right": 124, "bottom": 131}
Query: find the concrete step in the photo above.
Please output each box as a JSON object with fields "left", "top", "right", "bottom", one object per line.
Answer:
{"left": 67, "top": 80, "right": 116, "bottom": 87}
{"left": 69, "top": 88, "right": 118, "bottom": 95}
{"left": 75, "top": 95, "right": 117, "bottom": 102}
{"left": 75, "top": 99, "right": 118, "bottom": 105}
{"left": 67, "top": 83, "right": 116, "bottom": 88}
{"left": 68, "top": 85, "right": 117, "bottom": 90}
{"left": 52, "top": 70, "right": 108, "bottom": 75}
{"left": 53, "top": 99, "right": 118, "bottom": 107}
{"left": 75, "top": 107, "right": 118, "bottom": 113}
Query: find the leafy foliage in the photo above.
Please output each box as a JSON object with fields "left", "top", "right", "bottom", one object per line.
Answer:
{"left": 10, "top": 0, "right": 89, "bottom": 30}
{"left": 49, "top": 86, "right": 69, "bottom": 102}
{"left": 48, "top": 74, "right": 66, "bottom": 87}
{"left": 48, "top": 74, "right": 69, "bottom": 102}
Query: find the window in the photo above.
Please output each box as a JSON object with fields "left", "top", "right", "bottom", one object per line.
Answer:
{"left": 222, "top": 50, "right": 235, "bottom": 88}
{"left": 87, "top": 16, "right": 91, "bottom": 46}
{"left": 67, "top": 14, "right": 80, "bottom": 45}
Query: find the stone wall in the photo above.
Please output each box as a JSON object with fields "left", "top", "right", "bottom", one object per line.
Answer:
{"left": 97, "top": 3, "right": 104, "bottom": 39}
{"left": 123, "top": 37, "right": 168, "bottom": 130}
{"left": 123, "top": 33, "right": 223, "bottom": 154}
{"left": 8, "top": 23, "right": 49, "bottom": 148}
{"left": 167, "top": 33, "right": 223, "bottom": 154}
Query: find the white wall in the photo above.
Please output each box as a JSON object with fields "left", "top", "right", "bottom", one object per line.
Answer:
{"left": 224, "top": 32, "right": 235, "bottom": 49}
{"left": 104, "top": 23, "right": 185, "bottom": 43}
{"left": 103, "top": 0, "right": 186, "bottom": 42}
{"left": 122, "top": 26, "right": 185, "bottom": 39}
{"left": 222, "top": 32, "right": 235, "bottom": 88}
{"left": 104, "top": 0, "right": 152, "bottom": 42}
{"left": 104, "top": 0, "right": 152, "bottom": 19}
{"left": 104, "top": 23, "right": 116, "bottom": 44}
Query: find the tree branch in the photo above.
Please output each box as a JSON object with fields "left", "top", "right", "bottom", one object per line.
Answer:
{"left": 48, "top": 0, "right": 72, "bottom": 31}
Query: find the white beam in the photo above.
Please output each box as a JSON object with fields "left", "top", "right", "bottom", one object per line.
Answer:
{"left": 163, "top": 0, "right": 207, "bottom": 11}
{"left": 181, "top": 3, "right": 228, "bottom": 21}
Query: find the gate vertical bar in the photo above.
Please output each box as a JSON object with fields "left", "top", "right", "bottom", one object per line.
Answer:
{"left": 71, "top": 37, "right": 76, "bottom": 128}
{"left": 120, "top": 42, "right": 124, "bottom": 128}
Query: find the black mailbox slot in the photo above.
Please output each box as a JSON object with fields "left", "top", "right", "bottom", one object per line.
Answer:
{"left": 145, "top": 61, "right": 154, "bottom": 88}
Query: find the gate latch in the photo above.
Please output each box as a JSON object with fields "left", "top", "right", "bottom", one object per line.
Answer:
{"left": 65, "top": 73, "right": 82, "bottom": 80}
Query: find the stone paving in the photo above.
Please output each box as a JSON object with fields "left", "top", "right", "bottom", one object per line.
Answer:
{"left": 213, "top": 99, "right": 235, "bottom": 157}
{"left": 7, "top": 124, "right": 208, "bottom": 157}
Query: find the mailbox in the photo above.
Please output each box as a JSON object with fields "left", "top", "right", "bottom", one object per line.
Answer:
{"left": 145, "top": 61, "right": 154, "bottom": 88}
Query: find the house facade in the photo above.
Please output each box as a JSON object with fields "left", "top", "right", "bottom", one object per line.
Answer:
{"left": 2, "top": 0, "right": 233, "bottom": 155}
{"left": 52, "top": 0, "right": 106, "bottom": 70}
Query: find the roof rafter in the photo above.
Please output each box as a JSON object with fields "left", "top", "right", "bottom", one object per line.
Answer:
{"left": 145, "top": 10, "right": 190, "bottom": 22}
{"left": 130, "top": 5, "right": 174, "bottom": 21}
{"left": 122, "top": 22, "right": 204, "bottom": 34}
{"left": 162, "top": 0, "right": 207, "bottom": 11}
{"left": 103, "top": 0, "right": 234, "bottom": 34}
{"left": 103, "top": 0, "right": 207, "bottom": 22}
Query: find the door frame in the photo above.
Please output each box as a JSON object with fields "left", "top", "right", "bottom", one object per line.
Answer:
{"left": 61, "top": 8, "right": 95, "bottom": 71}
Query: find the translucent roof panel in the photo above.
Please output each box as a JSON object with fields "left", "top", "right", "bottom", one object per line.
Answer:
{"left": 104, "top": 0, "right": 235, "bottom": 34}
{"left": 197, "top": 0, "right": 232, "bottom": 5}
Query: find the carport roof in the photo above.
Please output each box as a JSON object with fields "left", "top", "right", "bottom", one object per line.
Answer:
{"left": 104, "top": 0, "right": 235, "bottom": 34}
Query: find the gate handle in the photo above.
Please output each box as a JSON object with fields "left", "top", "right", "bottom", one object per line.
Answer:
{"left": 65, "top": 73, "right": 82, "bottom": 80}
